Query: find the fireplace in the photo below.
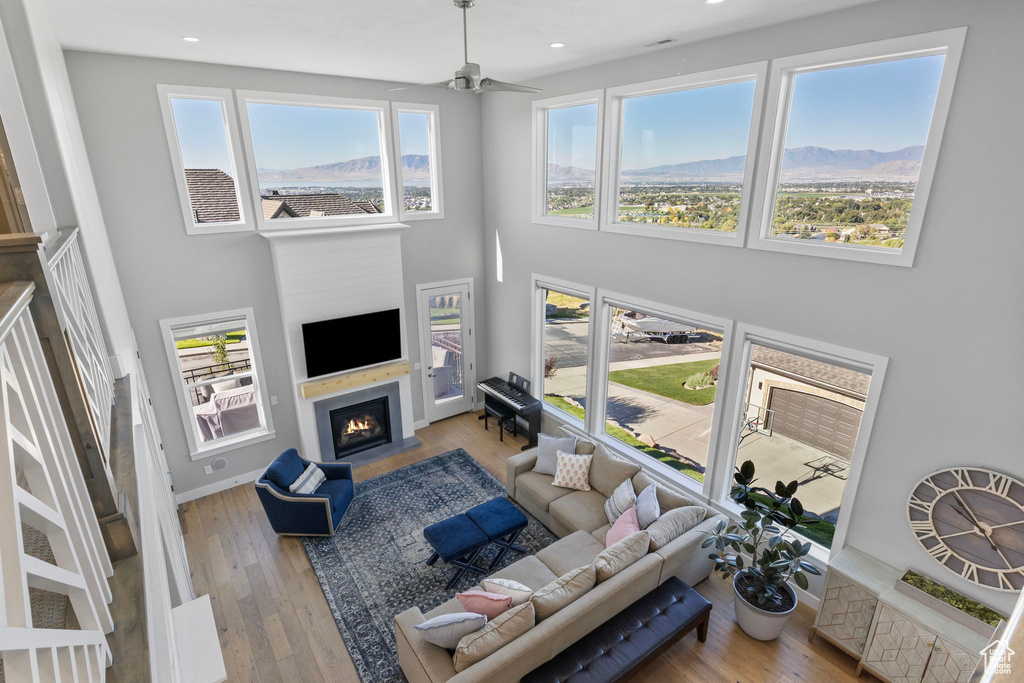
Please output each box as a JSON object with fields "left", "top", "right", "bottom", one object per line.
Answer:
{"left": 329, "top": 397, "right": 392, "bottom": 459}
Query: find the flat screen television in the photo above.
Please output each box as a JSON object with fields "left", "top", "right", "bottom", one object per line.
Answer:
{"left": 302, "top": 309, "right": 402, "bottom": 379}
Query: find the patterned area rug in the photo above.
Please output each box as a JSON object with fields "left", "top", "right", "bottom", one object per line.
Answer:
{"left": 303, "top": 448, "right": 558, "bottom": 683}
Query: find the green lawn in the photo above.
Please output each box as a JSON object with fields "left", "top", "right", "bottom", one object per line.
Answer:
{"left": 548, "top": 206, "right": 595, "bottom": 217}
{"left": 544, "top": 396, "right": 704, "bottom": 483}
{"left": 430, "top": 307, "right": 462, "bottom": 326}
{"left": 609, "top": 358, "right": 721, "bottom": 406}
{"left": 176, "top": 331, "right": 245, "bottom": 350}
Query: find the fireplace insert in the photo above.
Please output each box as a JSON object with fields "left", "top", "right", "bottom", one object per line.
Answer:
{"left": 329, "top": 397, "right": 392, "bottom": 459}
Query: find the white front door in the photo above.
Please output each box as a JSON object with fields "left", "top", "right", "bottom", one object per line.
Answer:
{"left": 417, "top": 280, "right": 475, "bottom": 423}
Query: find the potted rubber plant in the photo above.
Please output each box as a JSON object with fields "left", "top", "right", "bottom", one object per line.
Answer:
{"left": 702, "top": 459, "right": 822, "bottom": 640}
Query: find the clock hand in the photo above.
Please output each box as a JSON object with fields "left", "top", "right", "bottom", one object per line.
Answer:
{"left": 952, "top": 491, "right": 986, "bottom": 529}
{"left": 950, "top": 492, "right": 1004, "bottom": 553}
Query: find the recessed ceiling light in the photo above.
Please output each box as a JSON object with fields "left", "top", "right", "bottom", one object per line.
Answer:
{"left": 705, "top": 0, "right": 726, "bottom": 4}
{"left": 182, "top": 36, "right": 200, "bottom": 42}
{"left": 549, "top": 42, "right": 566, "bottom": 48}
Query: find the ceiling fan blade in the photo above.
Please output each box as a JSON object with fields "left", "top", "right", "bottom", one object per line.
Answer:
{"left": 477, "top": 77, "right": 541, "bottom": 94}
{"left": 386, "top": 80, "right": 454, "bottom": 92}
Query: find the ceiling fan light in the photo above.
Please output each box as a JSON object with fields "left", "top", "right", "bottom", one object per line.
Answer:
{"left": 549, "top": 42, "right": 566, "bottom": 48}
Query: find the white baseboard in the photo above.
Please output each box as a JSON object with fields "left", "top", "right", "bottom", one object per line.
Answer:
{"left": 175, "top": 466, "right": 266, "bottom": 504}
{"left": 794, "top": 582, "right": 820, "bottom": 611}
{"left": 413, "top": 419, "right": 429, "bottom": 430}
{"left": 108, "top": 353, "right": 126, "bottom": 379}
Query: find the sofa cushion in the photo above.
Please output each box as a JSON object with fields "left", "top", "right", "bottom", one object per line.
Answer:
{"left": 317, "top": 478, "right": 355, "bottom": 518}
{"left": 413, "top": 611, "right": 487, "bottom": 650}
{"left": 481, "top": 578, "right": 533, "bottom": 607}
{"left": 553, "top": 451, "right": 594, "bottom": 491}
{"left": 534, "top": 434, "right": 577, "bottom": 476}
{"left": 488, "top": 555, "right": 559, "bottom": 592}
{"left": 589, "top": 445, "right": 642, "bottom": 498}
{"left": 631, "top": 470, "right": 699, "bottom": 511}
{"left": 606, "top": 506, "right": 640, "bottom": 547}
{"left": 453, "top": 602, "right": 536, "bottom": 672}
{"left": 631, "top": 470, "right": 656, "bottom": 495}
{"left": 593, "top": 530, "right": 650, "bottom": 582}
{"left": 549, "top": 490, "right": 609, "bottom": 534}
{"left": 535, "top": 530, "right": 606, "bottom": 578}
{"left": 265, "top": 448, "right": 305, "bottom": 490}
{"left": 591, "top": 524, "right": 612, "bottom": 545}
{"left": 516, "top": 471, "right": 572, "bottom": 512}
{"left": 603, "top": 478, "right": 636, "bottom": 525}
{"left": 530, "top": 565, "right": 597, "bottom": 621}
{"left": 635, "top": 482, "right": 661, "bottom": 529}
{"left": 647, "top": 506, "right": 707, "bottom": 550}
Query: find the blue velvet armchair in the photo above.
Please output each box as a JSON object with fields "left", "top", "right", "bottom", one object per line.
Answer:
{"left": 255, "top": 449, "right": 354, "bottom": 536}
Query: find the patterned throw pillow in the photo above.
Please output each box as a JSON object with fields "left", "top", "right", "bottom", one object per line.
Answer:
{"left": 533, "top": 433, "right": 577, "bottom": 475}
{"left": 634, "top": 483, "right": 661, "bottom": 529}
{"left": 480, "top": 578, "right": 533, "bottom": 607}
{"left": 552, "top": 450, "right": 593, "bottom": 491}
{"left": 605, "top": 506, "right": 640, "bottom": 548}
{"left": 413, "top": 612, "right": 487, "bottom": 650}
{"left": 288, "top": 463, "right": 326, "bottom": 495}
{"left": 603, "top": 478, "right": 636, "bottom": 525}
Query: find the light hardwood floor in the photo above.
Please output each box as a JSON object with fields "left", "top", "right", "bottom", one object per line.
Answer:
{"left": 181, "top": 411, "right": 878, "bottom": 682}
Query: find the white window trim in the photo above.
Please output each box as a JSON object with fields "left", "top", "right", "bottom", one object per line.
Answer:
{"left": 532, "top": 91, "right": 604, "bottom": 230}
{"left": 713, "top": 323, "right": 889, "bottom": 557}
{"left": 159, "top": 307, "right": 276, "bottom": 460}
{"left": 391, "top": 103, "right": 444, "bottom": 221}
{"left": 236, "top": 90, "right": 399, "bottom": 230}
{"left": 156, "top": 84, "right": 254, "bottom": 235}
{"left": 590, "top": 290, "right": 738, "bottom": 500}
{"left": 599, "top": 62, "right": 768, "bottom": 246}
{"left": 530, "top": 274, "right": 597, "bottom": 426}
{"left": 747, "top": 28, "right": 967, "bottom": 267}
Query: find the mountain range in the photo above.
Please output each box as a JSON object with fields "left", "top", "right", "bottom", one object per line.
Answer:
{"left": 258, "top": 154, "right": 430, "bottom": 183}
{"left": 547, "top": 145, "right": 925, "bottom": 183}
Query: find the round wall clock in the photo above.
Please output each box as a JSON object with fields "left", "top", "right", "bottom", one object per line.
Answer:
{"left": 908, "top": 467, "right": 1024, "bottom": 591}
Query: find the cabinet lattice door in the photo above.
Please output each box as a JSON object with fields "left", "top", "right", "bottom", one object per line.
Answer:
{"left": 922, "top": 638, "right": 980, "bottom": 683}
{"left": 817, "top": 571, "right": 877, "bottom": 655}
{"left": 864, "top": 604, "right": 937, "bottom": 683}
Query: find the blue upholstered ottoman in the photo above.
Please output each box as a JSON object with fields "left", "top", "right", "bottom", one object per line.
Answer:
{"left": 423, "top": 514, "right": 490, "bottom": 590}
{"left": 466, "top": 498, "right": 528, "bottom": 569}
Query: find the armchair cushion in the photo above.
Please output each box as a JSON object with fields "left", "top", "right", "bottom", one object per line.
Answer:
{"left": 266, "top": 448, "right": 305, "bottom": 489}
{"left": 318, "top": 478, "right": 356, "bottom": 519}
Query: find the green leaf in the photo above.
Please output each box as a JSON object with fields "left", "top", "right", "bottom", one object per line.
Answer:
{"left": 800, "top": 561, "right": 822, "bottom": 575}
{"left": 740, "top": 460, "right": 755, "bottom": 480}
{"left": 769, "top": 559, "right": 791, "bottom": 568}
{"left": 742, "top": 543, "right": 756, "bottom": 554}
{"left": 794, "top": 571, "right": 809, "bottom": 590}
{"left": 701, "top": 537, "right": 715, "bottom": 549}
{"left": 786, "top": 480, "right": 799, "bottom": 496}
{"left": 774, "top": 481, "right": 789, "bottom": 497}
{"left": 768, "top": 535, "right": 783, "bottom": 549}
{"left": 790, "top": 498, "right": 804, "bottom": 516}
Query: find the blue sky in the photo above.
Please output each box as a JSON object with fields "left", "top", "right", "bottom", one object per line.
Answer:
{"left": 172, "top": 100, "right": 430, "bottom": 172}
{"left": 548, "top": 103, "right": 598, "bottom": 170}
{"left": 785, "top": 54, "right": 945, "bottom": 151}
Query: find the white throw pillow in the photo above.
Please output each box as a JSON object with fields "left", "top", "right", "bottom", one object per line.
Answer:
{"left": 413, "top": 612, "right": 487, "bottom": 650}
{"left": 552, "top": 451, "right": 593, "bottom": 491}
{"left": 480, "top": 578, "right": 533, "bottom": 607}
{"left": 604, "top": 478, "right": 636, "bottom": 525}
{"left": 533, "top": 433, "right": 577, "bottom": 476}
{"left": 288, "top": 463, "right": 326, "bottom": 495}
{"left": 211, "top": 378, "right": 241, "bottom": 394}
{"left": 634, "top": 483, "right": 661, "bottom": 529}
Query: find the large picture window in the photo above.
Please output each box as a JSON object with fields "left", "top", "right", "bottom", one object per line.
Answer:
{"left": 752, "top": 29, "right": 965, "bottom": 265}
{"left": 238, "top": 92, "right": 396, "bottom": 228}
{"left": 535, "top": 279, "right": 593, "bottom": 423}
{"left": 602, "top": 63, "right": 766, "bottom": 245}
{"left": 393, "top": 104, "right": 443, "bottom": 219}
{"left": 158, "top": 85, "right": 252, "bottom": 234}
{"left": 533, "top": 92, "right": 602, "bottom": 228}
{"left": 160, "top": 308, "right": 275, "bottom": 458}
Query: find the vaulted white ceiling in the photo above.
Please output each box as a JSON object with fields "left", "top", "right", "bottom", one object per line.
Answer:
{"left": 44, "top": 0, "right": 877, "bottom": 84}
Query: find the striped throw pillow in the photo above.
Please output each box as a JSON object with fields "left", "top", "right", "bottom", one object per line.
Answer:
{"left": 288, "top": 463, "right": 326, "bottom": 494}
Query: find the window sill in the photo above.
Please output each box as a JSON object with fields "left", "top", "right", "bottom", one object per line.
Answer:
{"left": 709, "top": 496, "right": 832, "bottom": 570}
{"left": 749, "top": 232, "right": 914, "bottom": 267}
{"left": 189, "top": 429, "right": 276, "bottom": 461}
{"left": 600, "top": 220, "right": 744, "bottom": 246}
{"left": 184, "top": 221, "right": 255, "bottom": 236}
{"left": 532, "top": 215, "right": 599, "bottom": 230}
{"left": 400, "top": 211, "right": 445, "bottom": 222}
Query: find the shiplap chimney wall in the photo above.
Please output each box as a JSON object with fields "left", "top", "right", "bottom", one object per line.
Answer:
{"left": 262, "top": 225, "right": 416, "bottom": 460}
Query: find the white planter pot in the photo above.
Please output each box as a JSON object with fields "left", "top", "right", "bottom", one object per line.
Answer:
{"left": 732, "top": 571, "right": 798, "bottom": 641}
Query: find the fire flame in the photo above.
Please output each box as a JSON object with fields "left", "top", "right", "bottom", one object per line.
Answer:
{"left": 344, "top": 417, "right": 375, "bottom": 434}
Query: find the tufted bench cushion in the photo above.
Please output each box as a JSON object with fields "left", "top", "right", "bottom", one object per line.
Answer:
{"left": 521, "top": 576, "right": 711, "bottom": 683}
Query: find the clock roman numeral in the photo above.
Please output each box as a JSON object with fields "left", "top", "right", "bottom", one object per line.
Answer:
{"left": 951, "top": 469, "right": 973, "bottom": 489}
{"left": 909, "top": 497, "right": 931, "bottom": 515}
{"left": 927, "top": 544, "right": 952, "bottom": 563}
{"left": 910, "top": 520, "right": 935, "bottom": 539}
{"left": 921, "top": 477, "right": 944, "bottom": 495}
{"left": 960, "top": 563, "right": 979, "bottom": 583}
{"left": 998, "top": 572, "right": 1016, "bottom": 591}
{"left": 986, "top": 473, "right": 1013, "bottom": 498}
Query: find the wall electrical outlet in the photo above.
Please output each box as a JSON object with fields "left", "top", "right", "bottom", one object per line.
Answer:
{"left": 204, "top": 465, "right": 213, "bottom": 475}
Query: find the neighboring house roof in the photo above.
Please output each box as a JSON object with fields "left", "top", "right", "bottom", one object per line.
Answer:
{"left": 260, "top": 191, "right": 381, "bottom": 217}
{"left": 751, "top": 346, "right": 871, "bottom": 396}
{"left": 184, "top": 169, "right": 240, "bottom": 223}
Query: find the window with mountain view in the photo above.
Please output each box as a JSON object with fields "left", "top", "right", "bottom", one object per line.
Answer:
{"left": 615, "top": 78, "right": 757, "bottom": 232}
{"left": 159, "top": 86, "right": 251, "bottom": 234}
{"left": 544, "top": 102, "right": 599, "bottom": 222}
{"left": 244, "top": 100, "right": 391, "bottom": 222}
{"left": 395, "top": 107, "right": 441, "bottom": 217}
{"left": 768, "top": 54, "right": 946, "bottom": 250}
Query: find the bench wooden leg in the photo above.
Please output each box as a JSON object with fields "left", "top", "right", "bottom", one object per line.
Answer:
{"left": 697, "top": 611, "right": 710, "bottom": 643}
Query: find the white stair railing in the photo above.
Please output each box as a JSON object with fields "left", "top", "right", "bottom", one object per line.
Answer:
{"left": 47, "top": 228, "right": 115, "bottom": 464}
{"left": 0, "top": 281, "right": 112, "bottom": 682}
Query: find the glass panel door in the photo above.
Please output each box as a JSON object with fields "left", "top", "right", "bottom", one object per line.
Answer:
{"left": 419, "top": 282, "right": 474, "bottom": 422}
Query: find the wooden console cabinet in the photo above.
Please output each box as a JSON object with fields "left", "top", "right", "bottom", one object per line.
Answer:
{"left": 810, "top": 547, "right": 989, "bottom": 683}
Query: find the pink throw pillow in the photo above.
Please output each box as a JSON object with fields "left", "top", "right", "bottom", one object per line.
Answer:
{"left": 606, "top": 506, "right": 640, "bottom": 548}
{"left": 456, "top": 590, "right": 512, "bottom": 619}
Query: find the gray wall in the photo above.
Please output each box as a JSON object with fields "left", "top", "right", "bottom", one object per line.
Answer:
{"left": 64, "top": 51, "right": 485, "bottom": 496}
{"left": 481, "top": 0, "right": 1023, "bottom": 613}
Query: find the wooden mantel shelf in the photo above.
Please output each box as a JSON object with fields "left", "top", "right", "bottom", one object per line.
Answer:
{"left": 299, "top": 360, "right": 410, "bottom": 400}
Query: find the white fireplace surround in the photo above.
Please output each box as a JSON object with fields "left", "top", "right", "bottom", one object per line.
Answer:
{"left": 261, "top": 223, "right": 418, "bottom": 462}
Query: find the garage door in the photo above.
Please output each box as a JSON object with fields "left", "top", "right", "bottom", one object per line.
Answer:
{"left": 768, "top": 389, "right": 862, "bottom": 460}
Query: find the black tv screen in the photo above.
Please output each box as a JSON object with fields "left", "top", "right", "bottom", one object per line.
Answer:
{"left": 302, "top": 309, "right": 402, "bottom": 378}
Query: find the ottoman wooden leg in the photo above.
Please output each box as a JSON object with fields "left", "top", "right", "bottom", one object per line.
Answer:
{"left": 697, "top": 611, "right": 710, "bottom": 643}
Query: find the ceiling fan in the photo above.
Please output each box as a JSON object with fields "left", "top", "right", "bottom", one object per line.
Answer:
{"left": 389, "top": 0, "right": 541, "bottom": 94}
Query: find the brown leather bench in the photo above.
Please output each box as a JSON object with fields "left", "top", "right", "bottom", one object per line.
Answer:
{"left": 522, "top": 577, "right": 711, "bottom": 683}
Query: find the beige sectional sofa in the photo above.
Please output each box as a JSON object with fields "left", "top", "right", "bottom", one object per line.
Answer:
{"left": 394, "top": 441, "right": 726, "bottom": 683}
